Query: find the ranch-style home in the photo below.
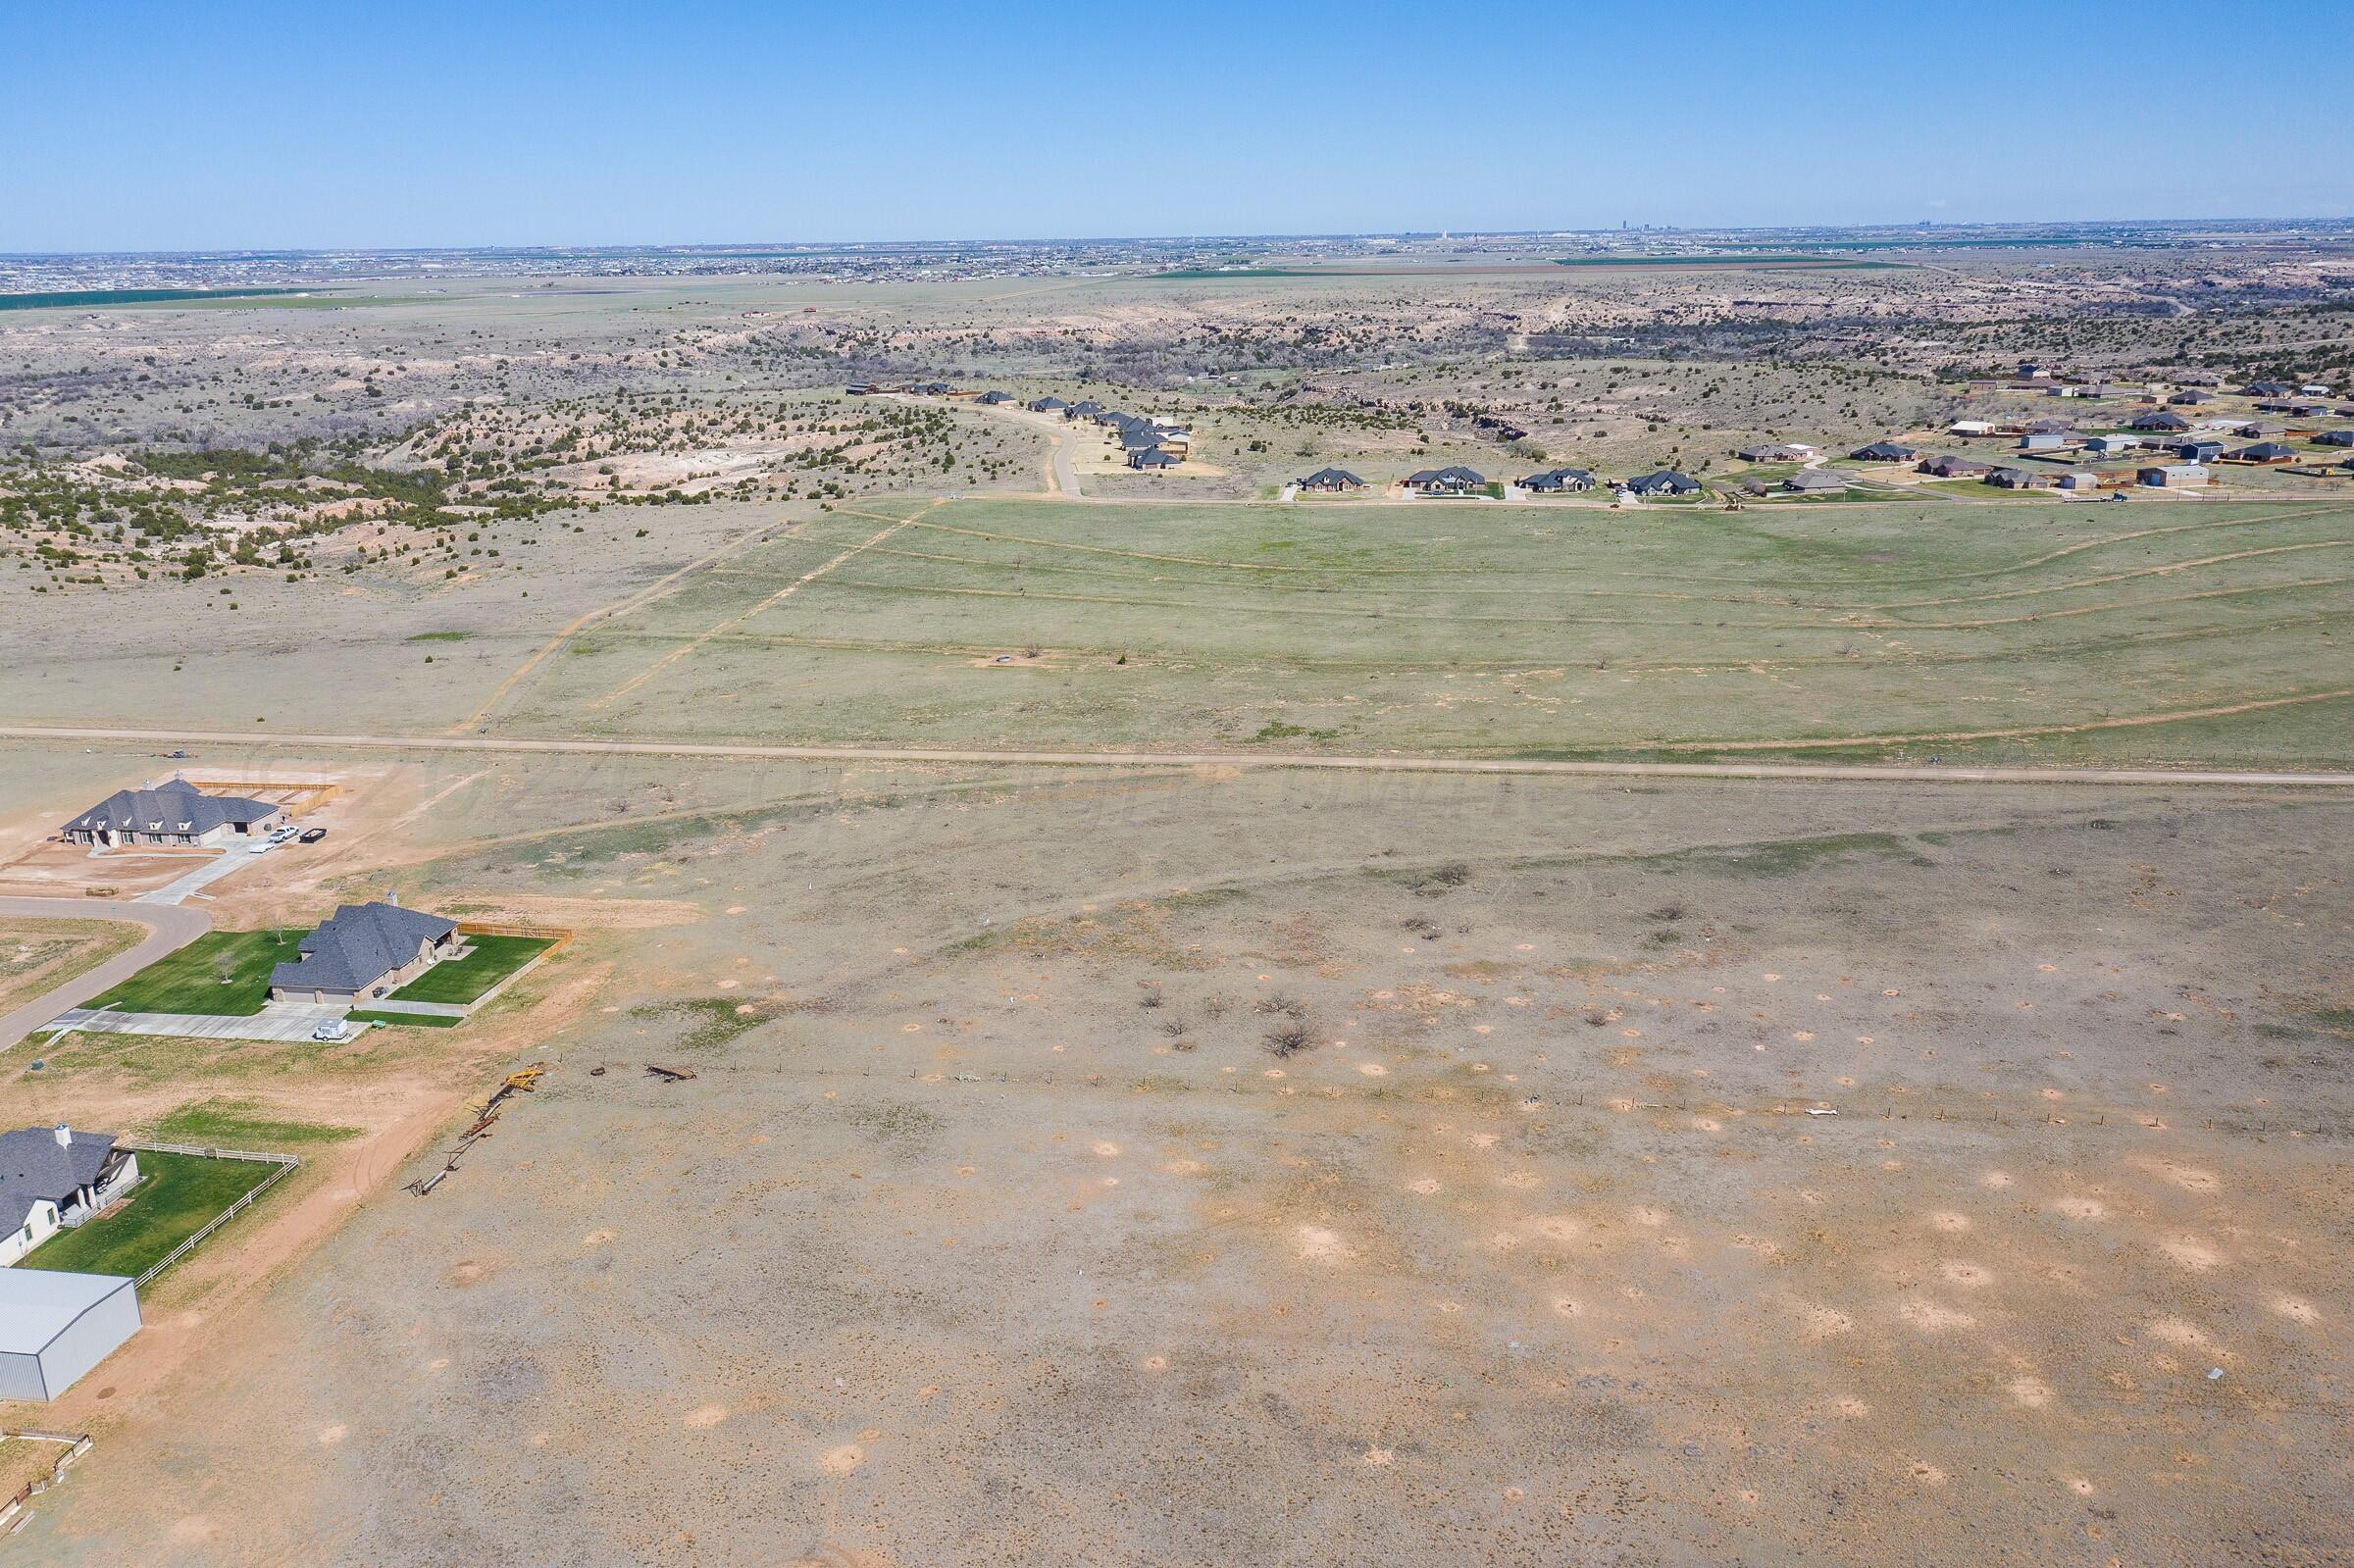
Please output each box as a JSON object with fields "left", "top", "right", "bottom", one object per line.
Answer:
{"left": 60, "top": 777, "right": 282, "bottom": 848}
{"left": 1624, "top": 470, "right": 1701, "bottom": 496}
{"left": 1403, "top": 467, "right": 1487, "bottom": 495}
{"left": 0, "top": 1125, "right": 139, "bottom": 1267}
{"left": 1295, "top": 469, "right": 1364, "bottom": 492}
{"left": 1128, "top": 448, "right": 1181, "bottom": 470}
{"left": 1518, "top": 467, "right": 1596, "bottom": 493}
{"left": 1850, "top": 441, "right": 1918, "bottom": 462}
{"left": 269, "top": 901, "right": 460, "bottom": 1006}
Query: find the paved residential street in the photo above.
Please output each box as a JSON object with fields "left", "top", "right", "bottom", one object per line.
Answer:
{"left": 0, "top": 896, "right": 211, "bottom": 1048}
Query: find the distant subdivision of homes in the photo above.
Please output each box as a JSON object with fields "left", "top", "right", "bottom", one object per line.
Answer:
{"left": 844, "top": 381, "right": 1197, "bottom": 471}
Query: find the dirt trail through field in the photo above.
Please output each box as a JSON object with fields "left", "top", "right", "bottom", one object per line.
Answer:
{"left": 586, "top": 504, "right": 934, "bottom": 711}
{"left": 7, "top": 725, "right": 2351, "bottom": 786}
{"left": 453, "top": 513, "right": 803, "bottom": 733}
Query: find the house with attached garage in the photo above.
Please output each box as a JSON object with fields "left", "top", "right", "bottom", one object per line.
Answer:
{"left": 269, "top": 901, "right": 460, "bottom": 1006}
{"left": 61, "top": 777, "right": 282, "bottom": 848}
{"left": 1850, "top": 441, "right": 1918, "bottom": 462}
{"left": 1403, "top": 466, "right": 1488, "bottom": 495}
{"left": 0, "top": 1125, "right": 139, "bottom": 1267}
{"left": 1027, "top": 396, "right": 1070, "bottom": 414}
{"left": 1624, "top": 470, "right": 1702, "bottom": 496}
{"left": 1128, "top": 447, "right": 1181, "bottom": 470}
{"left": 1295, "top": 468, "right": 1364, "bottom": 492}
{"left": 1919, "top": 454, "right": 1995, "bottom": 479}
{"left": 1781, "top": 468, "right": 1849, "bottom": 494}
{"left": 1518, "top": 467, "right": 1596, "bottom": 493}
{"left": 2128, "top": 410, "right": 2190, "bottom": 433}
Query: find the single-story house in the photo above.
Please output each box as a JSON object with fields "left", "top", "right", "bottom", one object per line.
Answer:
{"left": 1295, "top": 469, "right": 1364, "bottom": 492}
{"left": 61, "top": 777, "right": 282, "bottom": 849}
{"left": 1850, "top": 441, "right": 1918, "bottom": 462}
{"left": 1919, "top": 455, "right": 1995, "bottom": 479}
{"left": 1029, "top": 396, "right": 1070, "bottom": 414}
{"left": 1519, "top": 467, "right": 1596, "bottom": 493}
{"left": 1065, "top": 401, "right": 1104, "bottom": 421}
{"left": 0, "top": 1269, "right": 141, "bottom": 1401}
{"left": 1128, "top": 448, "right": 1181, "bottom": 470}
{"left": 2240, "top": 381, "right": 2294, "bottom": 398}
{"left": 2236, "top": 421, "right": 2289, "bottom": 439}
{"left": 1404, "top": 466, "right": 1488, "bottom": 495}
{"left": 268, "top": 901, "right": 460, "bottom": 1006}
{"left": 976, "top": 390, "right": 1014, "bottom": 405}
{"left": 0, "top": 1125, "right": 139, "bottom": 1267}
{"left": 1119, "top": 427, "right": 1164, "bottom": 452}
{"left": 1625, "top": 470, "right": 1702, "bottom": 496}
{"left": 1782, "top": 468, "right": 1849, "bottom": 493}
{"left": 2140, "top": 464, "right": 2210, "bottom": 488}
{"left": 2023, "top": 418, "right": 2073, "bottom": 435}
{"left": 2168, "top": 390, "right": 2217, "bottom": 405}
{"left": 1987, "top": 467, "right": 2053, "bottom": 489}
{"left": 2314, "top": 430, "right": 2354, "bottom": 447}
{"left": 1736, "top": 442, "right": 1818, "bottom": 463}
{"left": 2228, "top": 441, "right": 2298, "bottom": 464}
{"left": 2172, "top": 439, "right": 2226, "bottom": 464}
{"left": 2129, "top": 410, "right": 2190, "bottom": 432}
{"left": 844, "top": 383, "right": 877, "bottom": 396}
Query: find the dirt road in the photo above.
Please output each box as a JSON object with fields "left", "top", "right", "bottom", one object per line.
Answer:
{"left": 0, "top": 895, "right": 211, "bottom": 1048}
{"left": 4, "top": 725, "right": 2349, "bottom": 789}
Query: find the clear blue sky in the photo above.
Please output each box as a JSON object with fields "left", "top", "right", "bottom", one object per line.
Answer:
{"left": 5, "top": 0, "right": 2348, "bottom": 252}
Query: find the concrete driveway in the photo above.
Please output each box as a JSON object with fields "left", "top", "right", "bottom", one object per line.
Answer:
{"left": 42, "top": 1002, "right": 360, "bottom": 1043}
{"left": 133, "top": 844, "right": 265, "bottom": 905}
{"left": 0, "top": 897, "right": 212, "bottom": 1049}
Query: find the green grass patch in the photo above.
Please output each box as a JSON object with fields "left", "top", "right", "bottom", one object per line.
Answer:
{"left": 628, "top": 996, "right": 780, "bottom": 1052}
{"left": 407, "top": 630, "right": 474, "bottom": 642}
{"left": 385, "top": 935, "right": 555, "bottom": 1004}
{"left": 150, "top": 1097, "right": 360, "bottom": 1146}
{"left": 83, "top": 929, "right": 306, "bottom": 1017}
{"left": 347, "top": 1008, "right": 462, "bottom": 1028}
{"left": 21, "top": 1150, "right": 283, "bottom": 1278}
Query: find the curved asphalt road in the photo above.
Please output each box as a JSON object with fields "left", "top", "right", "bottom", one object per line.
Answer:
{"left": 0, "top": 897, "right": 212, "bottom": 1049}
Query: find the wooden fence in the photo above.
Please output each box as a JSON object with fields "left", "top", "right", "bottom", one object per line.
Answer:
{"left": 117, "top": 1140, "right": 300, "bottom": 1289}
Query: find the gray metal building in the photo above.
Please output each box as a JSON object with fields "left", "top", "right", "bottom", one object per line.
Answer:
{"left": 0, "top": 1270, "right": 141, "bottom": 1400}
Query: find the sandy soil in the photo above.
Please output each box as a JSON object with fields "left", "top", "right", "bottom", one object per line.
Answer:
{"left": 4, "top": 756, "right": 2345, "bottom": 1566}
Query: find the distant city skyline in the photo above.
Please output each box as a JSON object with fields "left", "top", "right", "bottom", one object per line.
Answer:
{"left": 5, "top": 0, "right": 2350, "bottom": 253}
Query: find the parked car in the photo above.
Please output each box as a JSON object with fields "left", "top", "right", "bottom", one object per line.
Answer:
{"left": 298, "top": 827, "right": 327, "bottom": 843}
{"left": 311, "top": 1019, "right": 351, "bottom": 1042}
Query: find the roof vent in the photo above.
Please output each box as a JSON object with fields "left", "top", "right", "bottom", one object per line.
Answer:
{"left": 52, "top": 1123, "right": 72, "bottom": 1147}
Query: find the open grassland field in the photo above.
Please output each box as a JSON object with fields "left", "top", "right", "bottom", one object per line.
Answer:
{"left": 480, "top": 494, "right": 2354, "bottom": 767}
{"left": 0, "top": 918, "right": 142, "bottom": 1015}
{"left": 1, "top": 745, "right": 2345, "bottom": 1565}
{"left": 82, "top": 929, "right": 306, "bottom": 1016}
{"left": 21, "top": 1150, "right": 280, "bottom": 1278}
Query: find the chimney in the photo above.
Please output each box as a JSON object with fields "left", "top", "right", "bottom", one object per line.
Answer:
{"left": 53, "top": 1123, "right": 72, "bottom": 1147}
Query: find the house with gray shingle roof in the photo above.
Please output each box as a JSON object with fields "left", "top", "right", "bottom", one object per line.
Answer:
{"left": 1296, "top": 469, "right": 1364, "bottom": 492}
{"left": 0, "top": 1125, "right": 138, "bottom": 1266}
{"left": 61, "top": 777, "right": 281, "bottom": 849}
{"left": 1624, "top": 470, "right": 1701, "bottom": 496}
{"left": 1403, "top": 466, "right": 1488, "bottom": 495}
{"left": 269, "top": 902, "right": 459, "bottom": 1006}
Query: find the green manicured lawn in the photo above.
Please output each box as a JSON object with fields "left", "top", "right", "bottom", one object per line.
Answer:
{"left": 82, "top": 929, "right": 306, "bottom": 1017}
{"left": 347, "top": 1007, "right": 461, "bottom": 1028}
{"left": 385, "top": 936, "right": 555, "bottom": 1005}
{"left": 21, "top": 1151, "right": 281, "bottom": 1278}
